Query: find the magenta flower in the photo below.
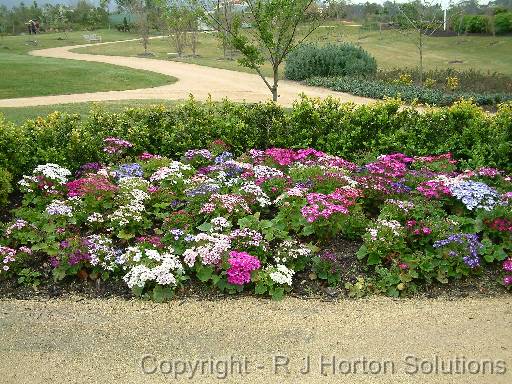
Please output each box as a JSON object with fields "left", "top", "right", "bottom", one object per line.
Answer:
{"left": 226, "top": 251, "right": 260, "bottom": 286}
{"left": 503, "top": 276, "right": 512, "bottom": 287}
{"left": 503, "top": 259, "right": 512, "bottom": 272}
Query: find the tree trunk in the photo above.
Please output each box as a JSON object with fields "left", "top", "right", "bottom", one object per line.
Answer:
{"left": 272, "top": 66, "right": 279, "bottom": 102}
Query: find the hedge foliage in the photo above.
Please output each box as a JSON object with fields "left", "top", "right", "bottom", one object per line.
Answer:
{"left": 306, "top": 76, "right": 512, "bottom": 106}
{"left": 1, "top": 97, "right": 512, "bottom": 205}
{"left": 284, "top": 43, "right": 377, "bottom": 81}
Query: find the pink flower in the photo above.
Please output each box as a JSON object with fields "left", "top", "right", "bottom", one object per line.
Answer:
{"left": 422, "top": 227, "right": 432, "bottom": 235}
{"left": 399, "top": 263, "right": 409, "bottom": 270}
{"left": 503, "top": 275, "right": 512, "bottom": 287}
{"left": 503, "top": 259, "right": 512, "bottom": 272}
{"left": 226, "top": 251, "right": 260, "bottom": 286}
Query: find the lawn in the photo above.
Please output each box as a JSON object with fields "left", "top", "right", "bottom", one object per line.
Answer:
{"left": 0, "top": 29, "right": 176, "bottom": 99}
{"left": 73, "top": 22, "right": 512, "bottom": 77}
{"left": 0, "top": 99, "right": 180, "bottom": 123}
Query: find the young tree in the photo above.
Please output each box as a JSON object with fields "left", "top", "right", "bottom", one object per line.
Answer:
{"left": 392, "top": 0, "right": 444, "bottom": 84}
{"left": 116, "top": 0, "right": 158, "bottom": 54}
{"left": 163, "top": 0, "right": 203, "bottom": 57}
{"left": 206, "top": 0, "right": 319, "bottom": 102}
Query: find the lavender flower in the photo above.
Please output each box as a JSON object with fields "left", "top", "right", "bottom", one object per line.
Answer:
{"left": 214, "top": 152, "right": 233, "bottom": 164}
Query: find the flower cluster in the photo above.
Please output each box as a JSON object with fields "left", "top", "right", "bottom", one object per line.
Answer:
{"left": 449, "top": 181, "right": 500, "bottom": 211}
{"left": 226, "top": 251, "right": 261, "bottom": 285}
{"left": 433, "top": 233, "right": 483, "bottom": 268}
{"left": 2, "top": 144, "right": 511, "bottom": 299}
{"left": 103, "top": 137, "right": 133, "bottom": 155}
{"left": 301, "top": 187, "right": 360, "bottom": 223}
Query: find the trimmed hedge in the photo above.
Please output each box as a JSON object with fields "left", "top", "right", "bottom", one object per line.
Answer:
{"left": 1, "top": 97, "right": 512, "bottom": 206}
{"left": 305, "top": 76, "right": 512, "bottom": 106}
{"left": 284, "top": 43, "right": 377, "bottom": 81}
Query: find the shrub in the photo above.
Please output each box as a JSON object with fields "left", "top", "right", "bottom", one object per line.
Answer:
{"left": 305, "top": 76, "right": 512, "bottom": 107}
{"left": 495, "top": 12, "right": 512, "bottom": 34}
{"left": 0, "top": 97, "right": 511, "bottom": 210}
{"left": 284, "top": 43, "right": 377, "bottom": 81}
{"left": 454, "top": 14, "right": 490, "bottom": 33}
{"left": 0, "top": 167, "right": 12, "bottom": 206}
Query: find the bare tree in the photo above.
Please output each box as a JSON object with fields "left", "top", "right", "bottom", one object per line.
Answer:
{"left": 116, "top": 0, "right": 157, "bottom": 55}
{"left": 391, "top": 0, "right": 444, "bottom": 84}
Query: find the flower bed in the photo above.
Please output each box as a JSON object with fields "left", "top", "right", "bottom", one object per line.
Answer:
{"left": 1, "top": 139, "right": 511, "bottom": 300}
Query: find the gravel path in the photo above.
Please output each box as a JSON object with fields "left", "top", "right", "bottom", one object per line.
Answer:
{"left": 1, "top": 296, "right": 511, "bottom": 383}
{"left": 0, "top": 39, "right": 375, "bottom": 108}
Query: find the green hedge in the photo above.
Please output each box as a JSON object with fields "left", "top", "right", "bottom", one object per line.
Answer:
{"left": 305, "top": 76, "right": 512, "bottom": 106}
{"left": 284, "top": 43, "right": 377, "bottom": 81}
{"left": 1, "top": 97, "right": 512, "bottom": 205}
{"left": 495, "top": 12, "right": 512, "bottom": 34}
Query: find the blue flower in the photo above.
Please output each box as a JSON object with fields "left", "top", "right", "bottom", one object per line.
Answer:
{"left": 115, "top": 163, "right": 143, "bottom": 180}
{"left": 449, "top": 181, "right": 499, "bottom": 211}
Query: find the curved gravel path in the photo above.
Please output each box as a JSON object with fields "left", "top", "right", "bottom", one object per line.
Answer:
{"left": 0, "top": 39, "right": 375, "bottom": 108}
{"left": 0, "top": 296, "right": 511, "bottom": 383}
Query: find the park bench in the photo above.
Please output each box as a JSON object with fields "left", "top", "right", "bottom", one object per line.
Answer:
{"left": 82, "top": 34, "right": 102, "bottom": 43}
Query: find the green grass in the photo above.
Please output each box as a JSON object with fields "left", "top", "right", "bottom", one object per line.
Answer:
{"left": 74, "top": 22, "right": 512, "bottom": 77}
{"left": 0, "top": 29, "right": 176, "bottom": 98}
{"left": 0, "top": 99, "right": 182, "bottom": 124}
{"left": 0, "top": 53, "right": 176, "bottom": 98}
{"left": 0, "top": 29, "right": 139, "bottom": 55}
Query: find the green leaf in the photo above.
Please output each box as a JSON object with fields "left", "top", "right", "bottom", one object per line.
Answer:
{"left": 255, "top": 283, "right": 267, "bottom": 295}
{"left": 271, "top": 287, "right": 285, "bottom": 301}
{"left": 152, "top": 285, "right": 174, "bottom": 302}
{"left": 197, "top": 222, "right": 212, "bottom": 232}
{"left": 367, "top": 253, "right": 381, "bottom": 265}
{"left": 356, "top": 245, "right": 368, "bottom": 260}
{"left": 118, "top": 230, "right": 134, "bottom": 240}
{"left": 196, "top": 265, "right": 214, "bottom": 282}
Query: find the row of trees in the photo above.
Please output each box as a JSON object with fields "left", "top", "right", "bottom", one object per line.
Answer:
{"left": 0, "top": 1, "right": 111, "bottom": 34}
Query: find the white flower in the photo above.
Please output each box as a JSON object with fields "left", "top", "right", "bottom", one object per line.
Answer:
{"left": 268, "top": 264, "right": 295, "bottom": 286}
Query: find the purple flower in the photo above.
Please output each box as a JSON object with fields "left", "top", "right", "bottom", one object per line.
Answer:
{"left": 503, "top": 259, "right": 512, "bottom": 272}
{"left": 433, "top": 233, "right": 482, "bottom": 268}
{"left": 503, "top": 276, "right": 512, "bottom": 287}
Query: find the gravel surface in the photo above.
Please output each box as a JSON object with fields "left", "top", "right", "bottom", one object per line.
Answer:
{"left": 0, "top": 40, "right": 375, "bottom": 108}
{"left": 1, "top": 296, "right": 511, "bottom": 383}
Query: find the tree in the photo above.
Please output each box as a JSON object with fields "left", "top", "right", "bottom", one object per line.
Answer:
{"left": 163, "top": 0, "right": 203, "bottom": 57}
{"left": 205, "top": 0, "right": 320, "bottom": 102}
{"left": 116, "top": 0, "right": 159, "bottom": 54}
{"left": 391, "top": 0, "right": 444, "bottom": 84}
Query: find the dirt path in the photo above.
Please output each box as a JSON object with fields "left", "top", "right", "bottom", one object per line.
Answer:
{"left": 0, "top": 39, "right": 375, "bottom": 108}
{"left": 0, "top": 296, "right": 511, "bottom": 383}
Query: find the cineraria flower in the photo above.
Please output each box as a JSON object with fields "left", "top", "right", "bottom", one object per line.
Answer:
{"left": 183, "top": 233, "right": 231, "bottom": 267}
{"left": 433, "top": 233, "right": 483, "bottom": 268}
{"left": 503, "top": 275, "right": 512, "bottom": 287}
{"left": 103, "top": 137, "right": 133, "bottom": 154}
{"left": 200, "top": 194, "right": 251, "bottom": 215}
{"left": 150, "top": 162, "right": 193, "bottom": 183}
{"left": 274, "top": 239, "right": 312, "bottom": 264}
{"left": 301, "top": 187, "right": 360, "bottom": 223}
{"left": 416, "top": 180, "right": 451, "bottom": 199}
{"left": 83, "top": 235, "right": 119, "bottom": 270}
{"left": 214, "top": 151, "right": 233, "bottom": 164}
{"left": 0, "top": 246, "right": 16, "bottom": 273}
{"left": 33, "top": 163, "right": 72, "bottom": 184}
{"left": 66, "top": 175, "right": 118, "bottom": 198}
{"left": 385, "top": 199, "right": 415, "bottom": 212}
{"left": 268, "top": 264, "right": 295, "bottom": 286}
{"left": 46, "top": 200, "right": 73, "bottom": 217}
{"left": 115, "top": 163, "right": 144, "bottom": 180}
{"left": 240, "top": 181, "right": 272, "bottom": 207}
{"left": 229, "top": 228, "right": 266, "bottom": 249}
{"left": 4, "top": 219, "right": 28, "bottom": 236}
{"left": 122, "top": 247, "right": 184, "bottom": 289}
{"left": 367, "top": 219, "right": 403, "bottom": 241}
{"left": 184, "top": 149, "right": 212, "bottom": 160}
{"left": 185, "top": 183, "right": 220, "bottom": 197}
{"left": 226, "top": 251, "right": 260, "bottom": 285}
{"left": 211, "top": 217, "right": 231, "bottom": 232}
{"left": 87, "top": 212, "right": 104, "bottom": 224}
{"left": 449, "top": 181, "right": 500, "bottom": 211}
{"left": 503, "top": 259, "right": 512, "bottom": 272}
{"left": 477, "top": 168, "right": 501, "bottom": 177}
{"left": 139, "top": 152, "right": 162, "bottom": 160}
